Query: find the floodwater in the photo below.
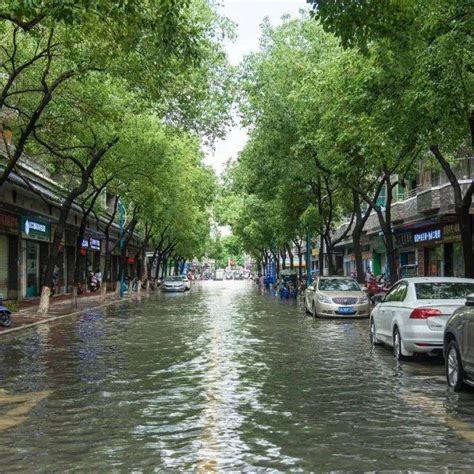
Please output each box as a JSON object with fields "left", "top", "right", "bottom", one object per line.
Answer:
{"left": 1, "top": 280, "right": 474, "bottom": 471}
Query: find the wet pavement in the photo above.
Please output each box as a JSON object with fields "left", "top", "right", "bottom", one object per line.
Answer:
{"left": 1, "top": 280, "right": 474, "bottom": 471}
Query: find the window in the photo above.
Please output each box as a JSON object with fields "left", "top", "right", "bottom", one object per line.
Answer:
{"left": 415, "top": 282, "right": 474, "bottom": 300}
{"left": 384, "top": 284, "right": 400, "bottom": 303}
{"left": 318, "top": 278, "right": 361, "bottom": 292}
{"left": 384, "top": 283, "right": 408, "bottom": 302}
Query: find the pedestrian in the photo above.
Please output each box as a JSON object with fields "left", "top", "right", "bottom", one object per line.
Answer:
{"left": 95, "top": 268, "right": 102, "bottom": 289}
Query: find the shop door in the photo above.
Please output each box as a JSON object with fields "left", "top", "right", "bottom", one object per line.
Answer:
{"left": 372, "top": 252, "right": 382, "bottom": 275}
{"left": 444, "top": 243, "right": 453, "bottom": 277}
{"left": 26, "top": 240, "right": 39, "bottom": 297}
{"left": 425, "top": 247, "right": 441, "bottom": 276}
{"left": 0, "top": 235, "right": 8, "bottom": 298}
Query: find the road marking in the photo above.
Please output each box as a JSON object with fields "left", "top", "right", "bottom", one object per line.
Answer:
{"left": 0, "top": 390, "right": 51, "bottom": 432}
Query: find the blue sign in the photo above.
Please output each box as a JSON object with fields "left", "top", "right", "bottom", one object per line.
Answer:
{"left": 265, "top": 260, "right": 276, "bottom": 284}
{"left": 414, "top": 228, "right": 442, "bottom": 243}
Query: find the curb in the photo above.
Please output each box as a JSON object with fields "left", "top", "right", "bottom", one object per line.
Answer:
{"left": 0, "top": 292, "right": 152, "bottom": 337}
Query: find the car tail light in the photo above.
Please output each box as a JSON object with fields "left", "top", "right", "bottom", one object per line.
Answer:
{"left": 410, "top": 307, "right": 443, "bottom": 319}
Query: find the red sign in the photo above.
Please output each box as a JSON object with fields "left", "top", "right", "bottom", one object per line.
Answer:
{"left": 128, "top": 258, "right": 135, "bottom": 264}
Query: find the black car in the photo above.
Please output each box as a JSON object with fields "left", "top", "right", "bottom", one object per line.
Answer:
{"left": 444, "top": 294, "right": 474, "bottom": 391}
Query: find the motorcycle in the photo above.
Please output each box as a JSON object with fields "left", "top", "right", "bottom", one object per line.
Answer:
{"left": 367, "top": 275, "right": 389, "bottom": 303}
{"left": 0, "top": 296, "right": 12, "bottom": 327}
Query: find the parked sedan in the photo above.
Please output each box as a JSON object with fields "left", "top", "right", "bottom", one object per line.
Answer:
{"left": 444, "top": 294, "right": 474, "bottom": 391}
{"left": 162, "top": 276, "right": 187, "bottom": 292}
{"left": 370, "top": 277, "right": 474, "bottom": 360}
{"left": 305, "top": 276, "right": 370, "bottom": 318}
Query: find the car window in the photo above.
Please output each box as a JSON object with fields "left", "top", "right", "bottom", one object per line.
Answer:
{"left": 398, "top": 283, "right": 408, "bottom": 302}
{"left": 415, "top": 282, "right": 474, "bottom": 300}
{"left": 318, "top": 278, "right": 361, "bottom": 291}
{"left": 384, "top": 284, "right": 400, "bottom": 303}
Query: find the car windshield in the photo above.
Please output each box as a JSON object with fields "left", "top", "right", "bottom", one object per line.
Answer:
{"left": 318, "top": 278, "right": 360, "bottom": 292}
{"left": 165, "top": 277, "right": 183, "bottom": 282}
{"left": 415, "top": 282, "right": 474, "bottom": 300}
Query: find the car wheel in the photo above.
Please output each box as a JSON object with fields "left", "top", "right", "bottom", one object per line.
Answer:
{"left": 446, "top": 340, "right": 464, "bottom": 392}
{"left": 393, "top": 328, "right": 407, "bottom": 361}
{"left": 370, "top": 318, "right": 380, "bottom": 345}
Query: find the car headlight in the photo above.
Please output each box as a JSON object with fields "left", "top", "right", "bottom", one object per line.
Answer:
{"left": 359, "top": 296, "right": 369, "bottom": 304}
{"left": 318, "top": 295, "right": 332, "bottom": 304}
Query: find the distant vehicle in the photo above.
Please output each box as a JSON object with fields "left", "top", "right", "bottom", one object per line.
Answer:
{"left": 162, "top": 276, "right": 186, "bottom": 292}
{"left": 180, "top": 275, "right": 191, "bottom": 291}
{"left": 214, "top": 269, "right": 225, "bottom": 281}
{"left": 370, "top": 277, "right": 474, "bottom": 360}
{"left": 444, "top": 294, "right": 474, "bottom": 391}
{"left": 305, "top": 276, "right": 370, "bottom": 318}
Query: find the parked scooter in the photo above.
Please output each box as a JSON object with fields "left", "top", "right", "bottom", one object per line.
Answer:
{"left": 89, "top": 272, "right": 99, "bottom": 292}
{"left": 0, "top": 294, "right": 12, "bottom": 327}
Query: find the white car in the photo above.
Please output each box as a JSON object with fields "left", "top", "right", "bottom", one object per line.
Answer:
{"left": 370, "top": 277, "right": 474, "bottom": 360}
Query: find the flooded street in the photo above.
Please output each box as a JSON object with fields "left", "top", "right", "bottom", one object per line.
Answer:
{"left": 2, "top": 280, "right": 474, "bottom": 471}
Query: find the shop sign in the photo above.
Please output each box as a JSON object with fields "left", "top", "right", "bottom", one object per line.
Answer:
{"left": 413, "top": 228, "right": 442, "bottom": 244}
{"left": 127, "top": 257, "right": 135, "bottom": 264}
{"left": 395, "top": 232, "right": 413, "bottom": 248}
{"left": 81, "top": 239, "right": 89, "bottom": 248}
{"left": 21, "top": 216, "right": 51, "bottom": 242}
{"left": 0, "top": 212, "right": 18, "bottom": 234}
{"left": 312, "top": 248, "right": 319, "bottom": 257}
{"left": 443, "top": 223, "right": 461, "bottom": 243}
{"left": 89, "top": 238, "right": 101, "bottom": 251}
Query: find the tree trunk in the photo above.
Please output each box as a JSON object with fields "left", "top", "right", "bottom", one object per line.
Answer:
{"left": 72, "top": 221, "right": 87, "bottom": 307}
{"left": 318, "top": 234, "right": 324, "bottom": 277}
{"left": 280, "top": 250, "right": 286, "bottom": 270}
{"left": 430, "top": 145, "right": 474, "bottom": 278}
{"left": 287, "top": 246, "right": 294, "bottom": 270}
{"left": 38, "top": 196, "right": 74, "bottom": 314}
{"left": 459, "top": 204, "right": 473, "bottom": 277}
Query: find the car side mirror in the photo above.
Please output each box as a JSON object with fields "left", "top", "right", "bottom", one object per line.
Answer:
{"left": 372, "top": 294, "right": 385, "bottom": 304}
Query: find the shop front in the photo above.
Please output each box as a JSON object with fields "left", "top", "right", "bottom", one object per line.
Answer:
{"left": 80, "top": 236, "right": 102, "bottom": 281}
{"left": 442, "top": 223, "right": 464, "bottom": 277}
{"left": 20, "top": 216, "right": 51, "bottom": 298}
{"left": 0, "top": 212, "right": 19, "bottom": 299}
{"left": 414, "top": 227, "right": 443, "bottom": 277}
{"left": 394, "top": 231, "right": 417, "bottom": 277}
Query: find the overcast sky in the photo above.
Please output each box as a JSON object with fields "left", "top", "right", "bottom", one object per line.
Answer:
{"left": 204, "top": 0, "right": 308, "bottom": 175}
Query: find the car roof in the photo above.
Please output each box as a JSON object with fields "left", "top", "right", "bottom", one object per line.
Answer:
{"left": 399, "top": 277, "right": 474, "bottom": 284}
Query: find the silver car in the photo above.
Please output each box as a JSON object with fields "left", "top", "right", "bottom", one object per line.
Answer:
{"left": 305, "top": 276, "right": 370, "bottom": 318}
{"left": 444, "top": 294, "right": 474, "bottom": 391}
{"left": 162, "top": 276, "right": 186, "bottom": 292}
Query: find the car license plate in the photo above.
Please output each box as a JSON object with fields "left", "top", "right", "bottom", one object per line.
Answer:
{"left": 338, "top": 306, "right": 354, "bottom": 314}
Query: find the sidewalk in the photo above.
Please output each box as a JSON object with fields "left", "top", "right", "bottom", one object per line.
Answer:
{"left": 1, "top": 290, "right": 147, "bottom": 335}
